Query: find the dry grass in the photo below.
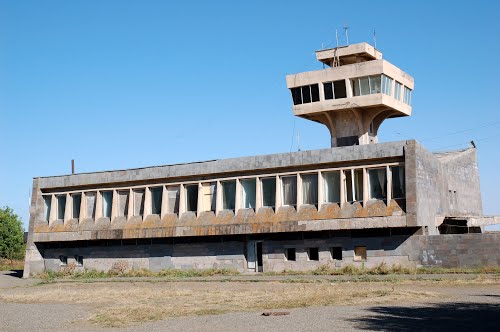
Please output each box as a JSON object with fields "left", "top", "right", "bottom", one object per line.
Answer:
{"left": 0, "top": 280, "right": 438, "bottom": 327}
{"left": 0, "top": 259, "right": 24, "bottom": 271}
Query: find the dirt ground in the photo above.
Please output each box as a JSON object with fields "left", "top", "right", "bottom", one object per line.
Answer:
{"left": 1, "top": 271, "right": 499, "bottom": 331}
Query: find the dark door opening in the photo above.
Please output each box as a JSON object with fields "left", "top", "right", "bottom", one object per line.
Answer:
{"left": 256, "top": 242, "right": 263, "bottom": 272}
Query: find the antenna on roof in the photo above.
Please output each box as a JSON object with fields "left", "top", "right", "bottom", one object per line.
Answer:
{"left": 343, "top": 25, "right": 349, "bottom": 45}
{"left": 373, "top": 29, "right": 377, "bottom": 48}
{"left": 335, "top": 29, "right": 339, "bottom": 48}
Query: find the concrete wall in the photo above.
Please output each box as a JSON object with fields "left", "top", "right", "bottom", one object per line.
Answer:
{"left": 29, "top": 233, "right": 500, "bottom": 276}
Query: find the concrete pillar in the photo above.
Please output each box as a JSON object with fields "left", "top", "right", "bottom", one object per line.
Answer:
{"left": 235, "top": 179, "right": 242, "bottom": 213}
{"left": 296, "top": 174, "right": 303, "bottom": 209}
{"left": 345, "top": 78, "right": 353, "bottom": 98}
{"left": 64, "top": 193, "right": 71, "bottom": 223}
{"left": 317, "top": 171, "right": 324, "bottom": 210}
{"left": 179, "top": 184, "right": 186, "bottom": 216}
{"left": 215, "top": 181, "right": 222, "bottom": 216}
{"left": 340, "top": 170, "right": 346, "bottom": 208}
{"left": 81, "top": 192, "right": 87, "bottom": 220}
{"left": 275, "top": 175, "right": 281, "bottom": 210}
{"left": 111, "top": 189, "right": 118, "bottom": 222}
{"left": 95, "top": 191, "right": 103, "bottom": 219}
{"left": 197, "top": 182, "right": 203, "bottom": 216}
{"left": 144, "top": 187, "right": 152, "bottom": 217}
{"left": 161, "top": 186, "right": 168, "bottom": 219}
{"left": 49, "top": 195, "right": 56, "bottom": 224}
{"left": 386, "top": 165, "right": 392, "bottom": 206}
{"left": 255, "top": 177, "right": 262, "bottom": 212}
{"left": 127, "top": 189, "right": 134, "bottom": 219}
{"left": 362, "top": 168, "right": 368, "bottom": 205}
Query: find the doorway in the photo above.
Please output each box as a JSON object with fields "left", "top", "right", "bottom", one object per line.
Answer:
{"left": 247, "top": 240, "right": 264, "bottom": 272}
{"left": 256, "top": 241, "right": 263, "bottom": 272}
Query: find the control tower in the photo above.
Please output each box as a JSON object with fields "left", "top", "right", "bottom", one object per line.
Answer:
{"left": 286, "top": 42, "right": 414, "bottom": 147}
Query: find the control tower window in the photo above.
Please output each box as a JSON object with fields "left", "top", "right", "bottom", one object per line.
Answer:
{"left": 290, "top": 84, "right": 320, "bottom": 105}
{"left": 351, "top": 75, "right": 387, "bottom": 97}
{"left": 324, "top": 80, "right": 347, "bottom": 100}
{"left": 381, "top": 75, "right": 393, "bottom": 96}
{"left": 394, "top": 81, "right": 402, "bottom": 101}
{"left": 403, "top": 86, "right": 412, "bottom": 105}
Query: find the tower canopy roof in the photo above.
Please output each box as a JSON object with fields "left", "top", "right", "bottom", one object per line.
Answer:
{"left": 316, "top": 42, "right": 382, "bottom": 67}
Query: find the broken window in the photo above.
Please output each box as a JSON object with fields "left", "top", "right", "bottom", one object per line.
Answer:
{"left": 86, "top": 192, "right": 96, "bottom": 219}
{"left": 289, "top": 84, "right": 320, "bottom": 105}
{"left": 331, "top": 247, "right": 342, "bottom": 260}
{"left": 222, "top": 180, "right": 236, "bottom": 211}
{"left": 391, "top": 166, "right": 405, "bottom": 199}
{"left": 102, "top": 191, "right": 112, "bottom": 218}
{"left": 59, "top": 255, "right": 68, "bottom": 266}
{"left": 285, "top": 248, "right": 296, "bottom": 261}
{"left": 261, "top": 177, "right": 276, "bottom": 208}
{"left": 71, "top": 193, "right": 81, "bottom": 219}
{"left": 368, "top": 168, "right": 387, "bottom": 200}
{"left": 324, "top": 171, "right": 341, "bottom": 204}
{"left": 151, "top": 187, "right": 163, "bottom": 215}
{"left": 75, "top": 255, "right": 83, "bottom": 266}
{"left": 166, "top": 186, "right": 180, "bottom": 214}
{"left": 43, "top": 195, "right": 51, "bottom": 221}
{"left": 345, "top": 169, "right": 363, "bottom": 203}
{"left": 281, "top": 176, "right": 297, "bottom": 207}
{"left": 381, "top": 75, "right": 393, "bottom": 96}
{"left": 201, "top": 182, "right": 216, "bottom": 212}
{"left": 133, "top": 189, "right": 145, "bottom": 216}
{"left": 403, "top": 86, "right": 412, "bottom": 105}
{"left": 117, "top": 190, "right": 129, "bottom": 217}
{"left": 302, "top": 174, "right": 318, "bottom": 206}
{"left": 394, "top": 81, "right": 402, "bottom": 101}
{"left": 57, "top": 195, "right": 66, "bottom": 220}
{"left": 185, "top": 184, "right": 198, "bottom": 212}
{"left": 354, "top": 246, "right": 367, "bottom": 261}
{"left": 241, "top": 179, "right": 256, "bottom": 209}
{"left": 308, "top": 247, "right": 319, "bottom": 261}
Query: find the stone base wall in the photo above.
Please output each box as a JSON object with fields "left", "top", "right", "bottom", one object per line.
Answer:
{"left": 30, "top": 233, "right": 500, "bottom": 275}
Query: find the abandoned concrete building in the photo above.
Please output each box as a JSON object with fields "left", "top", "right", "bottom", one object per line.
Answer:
{"left": 24, "top": 42, "right": 500, "bottom": 276}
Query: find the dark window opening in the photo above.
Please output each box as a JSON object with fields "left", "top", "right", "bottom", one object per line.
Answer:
{"left": 256, "top": 242, "right": 263, "bottom": 272}
{"left": 337, "top": 136, "right": 359, "bottom": 147}
{"left": 290, "top": 84, "right": 320, "bottom": 105}
{"left": 59, "top": 255, "right": 68, "bottom": 266}
{"left": 291, "top": 87, "right": 302, "bottom": 105}
{"left": 324, "top": 82, "right": 334, "bottom": 100}
{"left": 151, "top": 187, "right": 163, "bottom": 215}
{"left": 185, "top": 185, "right": 198, "bottom": 212}
{"left": 331, "top": 247, "right": 343, "bottom": 260}
{"left": 75, "top": 255, "right": 83, "bottom": 266}
{"left": 308, "top": 247, "right": 319, "bottom": 261}
{"left": 285, "top": 248, "right": 296, "bottom": 261}
{"left": 261, "top": 178, "right": 276, "bottom": 208}
{"left": 333, "top": 80, "right": 347, "bottom": 99}
{"left": 310, "top": 84, "right": 320, "bottom": 102}
{"left": 72, "top": 194, "right": 81, "bottom": 219}
{"left": 301, "top": 85, "right": 311, "bottom": 103}
{"left": 354, "top": 246, "right": 367, "bottom": 261}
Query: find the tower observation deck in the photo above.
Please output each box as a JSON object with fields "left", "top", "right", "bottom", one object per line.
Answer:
{"left": 286, "top": 42, "right": 414, "bottom": 147}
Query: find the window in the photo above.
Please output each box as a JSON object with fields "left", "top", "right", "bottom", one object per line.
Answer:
{"left": 151, "top": 187, "right": 163, "bottom": 215}
{"left": 281, "top": 176, "right": 297, "bottom": 207}
{"left": 403, "top": 86, "right": 412, "bottom": 105}
{"left": 324, "top": 171, "right": 341, "bottom": 204}
{"left": 185, "top": 184, "right": 198, "bottom": 212}
{"left": 261, "top": 178, "right": 276, "bottom": 208}
{"left": 57, "top": 195, "right": 66, "bottom": 220}
{"left": 331, "top": 247, "right": 343, "bottom": 260}
{"left": 368, "top": 168, "right": 387, "bottom": 200}
{"left": 290, "top": 84, "right": 320, "bottom": 105}
{"left": 201, "top": 182, "right": 216, "bottom": 212}
{"left": 381, "top": 75, "right": 393, "bottom": 96}
{"left": 166, "top": 186, "right": 180, "bottom": 214}
{"left": 59, "top": 255, "right": 68, "bottom": 266}
{"left": 285, "top": 248, "right": 296, "bottom": 261}
{"left": 72, "top": 193, "right": 81, "bottom": 219}
{"left": 345, "top": 169, "right": 363, "bottom": 203}
{"left": 117, "top": 191, "right": 129, "bottom": 217}
{"left": 241, "top": 179, "right": 256, "bottom": 209}
{"left": 222, "top": 180, "right": 236, "bottom": 210}
{"left": 308, "top": 247, "right": 319, "bottom": 261}
{"left": 302, "top": 174, "right": 318, "bottom": 206}
{"left": 391, "top": 166, "right": 406, "bottom": 199}
{"left": 75, "top": 255, "right": 83, "bottom": 266}
{"left": 86, "top": 192, "right": 96, "bottom": 219}
{"left": 351, "top": 75, "right": 386, "bottom": 96}
{"left": 323, "top": 80, "right": 347, "bottom": 100}
{"left": 133, "top": 189, "right": 145, "bottom": 216}
{"left": 354, "top": 246, "right": 367, "bottom": 261}
{"left": 43, "top": 195, "right": 51, "bottom": 221}
{"left": 394, "top": 81, "right": 402, "bottom": 101}
{"left": 102, "top": 191, "right": 113, "bottom": 218}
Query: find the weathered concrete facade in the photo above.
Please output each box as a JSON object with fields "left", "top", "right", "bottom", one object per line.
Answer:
{"left": 23, "top": 42, "right": 499, "bottom": 276}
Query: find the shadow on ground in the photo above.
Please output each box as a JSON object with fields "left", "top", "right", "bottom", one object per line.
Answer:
{"left": 5, "top": 270, "right": 23, "bottom": 278}
{"left": 351, "top": 301, "right": 500, "bottom": 331}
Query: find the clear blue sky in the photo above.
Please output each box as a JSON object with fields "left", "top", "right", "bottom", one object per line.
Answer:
{"left": 1, "top": 1, "right": 499, "bottom": 230}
